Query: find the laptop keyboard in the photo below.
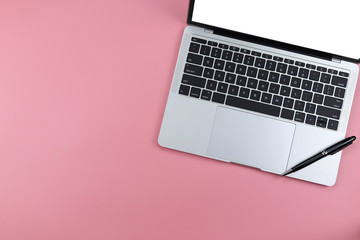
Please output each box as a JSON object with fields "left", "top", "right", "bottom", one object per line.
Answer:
{"left": 179, "top": 37, "right": 350, "bottom": 131}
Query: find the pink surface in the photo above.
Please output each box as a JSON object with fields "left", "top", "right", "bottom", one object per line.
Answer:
{"left": 0, "top": 0, "right": 360, "bottom": 239}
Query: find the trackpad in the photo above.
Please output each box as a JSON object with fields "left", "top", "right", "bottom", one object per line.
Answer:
{"left": 207, "top": 107, "right": 295, "bottom": 174}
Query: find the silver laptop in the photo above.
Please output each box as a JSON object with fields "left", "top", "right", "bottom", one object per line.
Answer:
{"left": 158, "top": 0, "right": 359, "bottom": 186}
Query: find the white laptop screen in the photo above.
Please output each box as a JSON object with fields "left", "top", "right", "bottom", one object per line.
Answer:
{"left": 192, "top": 0, "right": 360, "bottom": 60}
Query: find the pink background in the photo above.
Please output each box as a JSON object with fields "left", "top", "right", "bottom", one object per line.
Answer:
{"left": 1, "top": 0, "right": 360, "bottom": 239}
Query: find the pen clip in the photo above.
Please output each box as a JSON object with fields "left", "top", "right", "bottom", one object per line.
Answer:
{"left": 329, "top": 141, "right": 353, "bottom": 155}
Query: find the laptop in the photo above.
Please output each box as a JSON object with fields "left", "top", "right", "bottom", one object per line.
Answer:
{"left": 158, "top": 0, "right": 359, "bottom": 186}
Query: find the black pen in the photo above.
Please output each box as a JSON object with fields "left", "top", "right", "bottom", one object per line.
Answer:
{"left": 282, "top": 136, "right": 356, "bottom": 176}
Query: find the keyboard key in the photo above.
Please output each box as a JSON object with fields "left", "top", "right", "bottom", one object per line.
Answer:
{"left": 226, "top": 95, "right": 281, "bottom": 117}
{"left": 283, "top": 98, "right": 294, "bottom": 109}
{"left": 239, "top": 87, "right": 250, "bottom": 98}
{"left": 287, "top": 65, "right": 299, "bottom": 76}
{"left": 208, "top": 41, "right": 218, "bottom": 46}
{"left": 291, "top": 88, "right": 302, "bottom": 99}
{"left": 269, "top": 72, "right": 280, "bottom": 83}
{"left": 284, "top": 59, "right": 294, "bottom": 64}
{"left": 265, "top": 60, "right": 276, "bottom": 71}
{"left": 331, "top": 75, "right": 348, "bottom": 87}
{"left": 241, "top": 48, "right": 251, "bottom": 54}
{"left": 339, "top": 71, "right": 349, "bottom": 77}
{"left": 251, "top": 51, "right": 261, "bottom": 57}
{"left": 179, "top": 84, "right": 190, "bottom": 96}
{"left": 301, "top": 80, "right": 312, "bottom": 90}
{"left": 323, "top": 85, "right": 334, "bottom": 96}
{"left": 182, "top": 74, "right": 206, "bottom": 88}
{"left": 305, "top": 103, "right": 316, "bottom": 114}
{"left": 291, "top": 77, "right": 301, "bottom": 88}
{"left": 294, "top": 112, "right": 305, "bottom": 123}
{"left": 212, "top": 92, "right": 226, "bottom": 103}
{"left": 327, "top": 119, "right": 339, "bottom": 130}
{"left": 295, "top": 61, "right": 305, "bottom": 67}
{"left": 228, "top": 85, "right": 239, "bottom": 96}
{"left": 255, "top": 58, "right": 266, "bottom": 68}
{"left": 294, "top": 100, "right": 305, "bottom": 111}
{"left": 236, "top": 64, "right": 247, "bottom": 75}
{"left": 272, "top": 95, "right": 283, "bottom": 106}
{"left": 312, "top": 82, "right": 324, "bottom": 93}
{"left": 279, "top": 75, "right": 290, "bottom": 85}
{"left": 203, "top": 68, "right": 214, "bottom": 79}
{"left": 189, "top": 42, "right": 200, "bottom": 53}
{"left": 258, "top": 69, "right": 269, "bottom": 80}
{"left": 261, "top": 93, "right": 272, "bottom": 103}
{"left": 281, "top": 108, "right": 294, "bottom": 120}
{"left": 230, "top": 46, "right": 240, "bottom": 51}
{"left": 217, "top": 82, "right": 228, "bottom": 93}
{"left": 184, "top": 63, "right": 203, "bottom": 76}
{"left": 298, "top": 68, "right": 309, "bottom": 78}
{"left": 250, "top": 90, "right": 261, "bottom": 101}
{"left": 302, "top": 91, "right": 313, "bottom": 102}
{"left": 221, "top": 50, "right": 233, "bottom": 60}
{"left": 316, "top": 105, "right": 340, "bottom": 120}
{"left": 199, "top": 45, "right": 211, "bottom": 56}
{"left": 201, "top": 89, "right": 212, "bottom": 100}
{"left": 206, "top": 80, "right": 217, "bottom": 90}
{"left": 218, "top": 43, "right": 229, "bottom": 49}
{"left": 262, "top": 53, "right": 272, "bottom": 59}
{"left": 305, "top": 114, "right": 316, "bottom": 125}
{"left": 233, "top": 53, "right": 244, "bottom": 63}
{"left": 306, "top": 64, "right": 316, "bottom": 70}
{"left": 214, "top": 59, "right": 225, "bottom": 70}
{"left": 225, "top": 62, "right": 236, "bottom": 73}
{"left": 269, "top": 83, "right": 280, "bottom": 94}
{"left": 280, "top": 86, "right": 291, "bottom": 97}
{"left": 273, "top": 56, "right": 283, "bottom": 62}
{"left": 203, "top": 57, "right": 214, "bottom": 67}
{"left": 320, "top": 73, "right": 331, "bottom": 84}
{"left": 276, "top": 63, "right": 288, "bottom": 73}
{"left": 316, "top": 66, "right": 327, "bottom": 72}
{"left": 225, "top": 73, "right": 236, "bottom": 84}
{"left": 334, "top": 87, "right": 345, "bottom": 98}
{"left": 214, "top": 70, "right": 225, "bottom": 81}
{"left": 211, "top": 48, "right": 222, "bottom": 58}
{"left": 236, "top": 76, "right": 247, "bottom": 86}
{"left": 328, "top": 69, "right": 338, "bottom": 75}
{"left": 247, "top": 78, "right": 258, "bottom": 89}
{"left": 191, "top": 37, "right": 206, "bottom": 44}
{"left": 316, "top": 117, "right": 327, "bottom": 128}
{"left": 190, "top": 87, "right": 201, "bottom": 98}
{"left": 187, "top": 53, "right": 203, "bottom": 65}
{"left": 258, "top": 81, "right": 269, "bottom": 91}
{"left": 246, "top": 67, "right": 258, "bottom": 78}
{"left": 324, "top": 96, "right": 343, "bottom": 109}
{"left": 244, "top": 55, "right": 255, "bottom": 66}
{"left": 313, "top": 93, "right": 324, "bottom": 104}
{"left": 309, "top": 70, "right": 320, "bottom": 81}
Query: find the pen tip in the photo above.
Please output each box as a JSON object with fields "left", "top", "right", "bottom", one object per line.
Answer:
{"left": 281, "top": 169, "right": 292, "bottom": 176}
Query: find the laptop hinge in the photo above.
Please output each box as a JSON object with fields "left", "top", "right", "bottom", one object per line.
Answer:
{"left": 204, "top": 28, "right": 213, "bottom": 34}
{"left": 331, "top": 56, "right": 341, "bottom": 64}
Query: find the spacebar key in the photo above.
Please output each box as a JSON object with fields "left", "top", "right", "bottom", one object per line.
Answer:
{"left": 225, "top": 95, "right": 281, "bottom": 117}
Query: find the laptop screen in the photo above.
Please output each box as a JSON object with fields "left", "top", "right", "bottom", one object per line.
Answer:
{"left": 191, "top": 0, "right": 360, "bottom": 60}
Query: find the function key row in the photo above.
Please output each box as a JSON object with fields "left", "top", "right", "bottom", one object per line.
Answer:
{"left": 190, "top": 37, "right": 349, "bottom": 78}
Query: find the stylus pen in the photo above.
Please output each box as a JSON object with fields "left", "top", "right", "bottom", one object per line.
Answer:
{"left": 282, "top": 136, "right": 356, "bottom": 176}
